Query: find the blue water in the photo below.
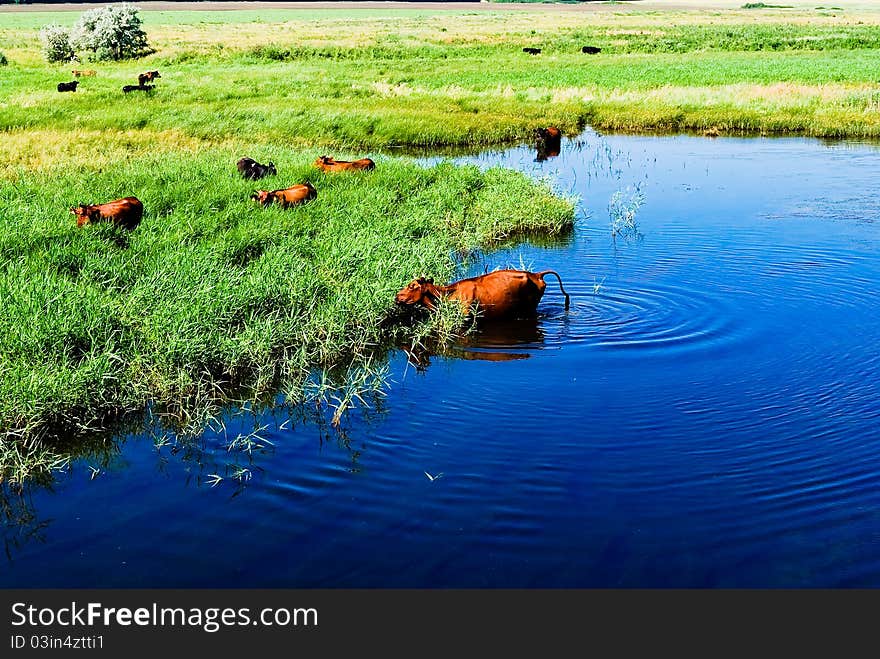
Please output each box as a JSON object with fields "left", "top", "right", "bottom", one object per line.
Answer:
{"left": 3, "top": 131, "right": 880, "bottom": 587}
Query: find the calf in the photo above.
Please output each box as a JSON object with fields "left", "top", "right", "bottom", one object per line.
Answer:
{"left": 395, "top": 269, "right": 570, "bottom": 321}
{"left": 522, "top": 47, "right": 542, "bottom": 55}
{"left": 313, "top": 155, "right": 375, "bottom": 172}
{"left": 251, "top": 182, "right": 317, "bottom": 209}
{"left": 70, "top": 196, "right": 143, "bottom": 231}
{"left": 138, "top": 70, "right": 161, "bottom": 86}
{"left": 57, "top": 81, "right": 79, "bottom": 92}
{"left": 71, "top": 69, "right": 97, "bottom": 77}
{"left": 581, "top": 46, "right": 602, "bottom": 54}
{"left": 237, "top": 157, "right": 277, "bottom": 180}
{"left": 123, "top": 84, "right": 154, "bottom": 93}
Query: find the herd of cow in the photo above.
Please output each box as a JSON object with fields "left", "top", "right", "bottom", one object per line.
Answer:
{"left": 57, "top": 68, "right": 161, "bottom": 94}
{"left": 69, "top": 126, "right": 569, "bottom": 322}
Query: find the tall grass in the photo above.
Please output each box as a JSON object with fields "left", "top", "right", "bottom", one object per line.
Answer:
{"left": 0, "top": 150, "right": 574, "bottom": 476}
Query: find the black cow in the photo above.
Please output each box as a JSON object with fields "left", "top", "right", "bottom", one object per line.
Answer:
{"left": 237, "top": 157, "right": 277, "bottom": 180}
{"left": 522, "top": 47, "right": 542, "bottom": 55}
{"left": 138, "top": 70, "right": 161, "bottom": 86}
{"left": 123, "top": 84, "right": 155, "bottom": 93}
{"left": 582, "top": 46, "right": 602, "bottom": 54}
{"left": 57, "top": 81, "right": 79, "bottom": 92}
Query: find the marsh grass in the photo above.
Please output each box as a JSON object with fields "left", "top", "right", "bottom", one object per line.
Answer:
{"left": 0, "top": 150, "right": 574, "bottom": 481}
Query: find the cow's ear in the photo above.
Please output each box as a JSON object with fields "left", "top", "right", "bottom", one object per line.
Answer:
{"left": 425, "top": 277, "right": 434, "bottom": 284}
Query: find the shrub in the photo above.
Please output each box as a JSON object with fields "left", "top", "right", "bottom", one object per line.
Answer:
{"left": 71, "top": 3, "right": 150, "bottom": 61}
{"left": 39, "top": 24, "right": 75, "bottom": 63}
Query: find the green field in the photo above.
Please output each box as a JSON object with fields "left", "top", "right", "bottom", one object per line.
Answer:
{"left": 2, "top": 2, "right": 880, "bottom": 481}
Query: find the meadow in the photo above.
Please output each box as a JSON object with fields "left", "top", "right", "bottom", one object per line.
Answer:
{"left": 2, "top": 1, "right": 880, "bottom": 481}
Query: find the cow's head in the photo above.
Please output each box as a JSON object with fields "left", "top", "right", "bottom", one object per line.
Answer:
{"left": 267, "top": 162, "right": 277, "bottom": 176}
{"left": 314, "top": 155, "right": 334, "bottom": 169}
{"left": 395, "top": 277, "right": 442, "bottom": 309}
{"left": 70, "top": 204, "right": 97, "bottom": 227}
{"left": 251, "top": 190, "right": 273, "bottom": 206}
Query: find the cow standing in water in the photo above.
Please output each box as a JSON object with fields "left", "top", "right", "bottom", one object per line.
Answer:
{"left": 70, "top": 196, "right": 143, "bottom": 230}
{"left": 395, "top": 269, "right": 570, "bottom": 321}
{"left": 535, "top": 126, "right": 562, "bottom": 161}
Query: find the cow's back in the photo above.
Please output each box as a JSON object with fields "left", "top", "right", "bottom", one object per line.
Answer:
{"left": 103, "top": 196, "right": 143, "bottom": 229}
{"left": 450, "top": 270, "right": 545, "bottom": 319}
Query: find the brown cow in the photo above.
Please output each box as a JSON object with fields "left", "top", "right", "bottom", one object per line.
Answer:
{"left": 395, "top": 269, "right": 570, "bottom": 321}
{"left": 534, "top": 126, "right": 562, "bottom": 161}
{"left": 72, "top": 69, "right": 97, "bottom": 77}
{"left": 251, "top": 182, "right": 317, "bottom": 209}
{"left": 314, "top": 155, "right": 375, "bottom": 172}
{"left": 138, "top": 70, "right": 161, "bottom": 86}
{"left": 70, "top": 196, "right": 143, "bottom": 230}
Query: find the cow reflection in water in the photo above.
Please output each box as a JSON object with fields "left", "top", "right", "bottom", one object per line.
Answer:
{"left": 403, "top": 316, "right": 545, "bottom": 371}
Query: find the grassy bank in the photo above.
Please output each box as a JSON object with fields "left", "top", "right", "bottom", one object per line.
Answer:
{"left": 0, "top": 150, "right": 574, "bottom": 478}
{"left": 3, "top": 5, "right": 880, "bottom": 154}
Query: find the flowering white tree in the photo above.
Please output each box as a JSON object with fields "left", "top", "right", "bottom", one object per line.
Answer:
{"left": 71, "top": 3, "right": 150, "bottom": 61}
{"left": 40, "top": 24, "right": 75, "bottom": 63}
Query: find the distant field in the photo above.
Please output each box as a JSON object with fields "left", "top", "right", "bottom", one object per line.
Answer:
{"left": 3, "top": 3, "right": 880, "bottom": 171}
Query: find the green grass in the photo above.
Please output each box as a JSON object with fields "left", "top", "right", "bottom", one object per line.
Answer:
{"left": 0, "top": 150, "right": 574, "bottom": 480}
{"left": 4, "top": 9, "right": 880, "bottom": 152}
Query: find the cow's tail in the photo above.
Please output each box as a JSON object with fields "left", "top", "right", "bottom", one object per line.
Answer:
{"left": 537, "top": 270, "right": 570, "bottom": 310}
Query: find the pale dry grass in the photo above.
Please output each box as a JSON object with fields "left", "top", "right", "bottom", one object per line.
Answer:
{"left": 0, "top": 128, "right": 220, "bottom": 175}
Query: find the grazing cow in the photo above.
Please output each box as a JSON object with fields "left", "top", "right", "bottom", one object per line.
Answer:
{"left": 237, "top": 157, "right": 277, "bottom": 180}
{"left": 70, "top": 196, "right": 143, "bottom": 231}
{"left": 581, "top": 46, "right": 602, "bottom": 54}
{"left": 534, "top": 126, "right": 562, "bottom": 161}
{"left": 123, "top": 84, "right": 154, "bottom": 93}
{"left": 71, "top": 69, "right": 97, "bottom": 77}
{"left": 313, "top": 155, "right": 375, "bottom": 172}
{"left": 138, "top": 70, "right": 161, "bottom": 86}
{"left": 395, "top": 269, "right": 570, "bottom": 321}
{"left": 251, "top": 182, "right": 317, "bottom": 209}
{"left": 522, "top": 47, "right": 542, "bottom": 55}
{"left": 57, "top": 81, "right": 79, "bottom": 92}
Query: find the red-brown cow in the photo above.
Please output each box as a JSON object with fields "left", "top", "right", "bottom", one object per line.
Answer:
{"left": 251, "top": 182, "right": 317, "bottom": 209}
{"left": 535, "top": 126, "right": 562, "bottom": 161}
{"left": 395, "top": 269, "right": 570, "bottom": 321}
{"left": 70, "top": 196, "right": 143, "bottom": 230}
{"left": 314, "top": 155, "right": 375, "bottom": 172}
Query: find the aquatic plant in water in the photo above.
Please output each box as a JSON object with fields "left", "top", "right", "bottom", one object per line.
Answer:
{"left": 609, "top": 184, "right": 645, "bottom": 239}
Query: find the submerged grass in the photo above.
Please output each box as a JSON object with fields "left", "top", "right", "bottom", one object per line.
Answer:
{"left": 0, "top": 150, "right": 574, "bottom": 480}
